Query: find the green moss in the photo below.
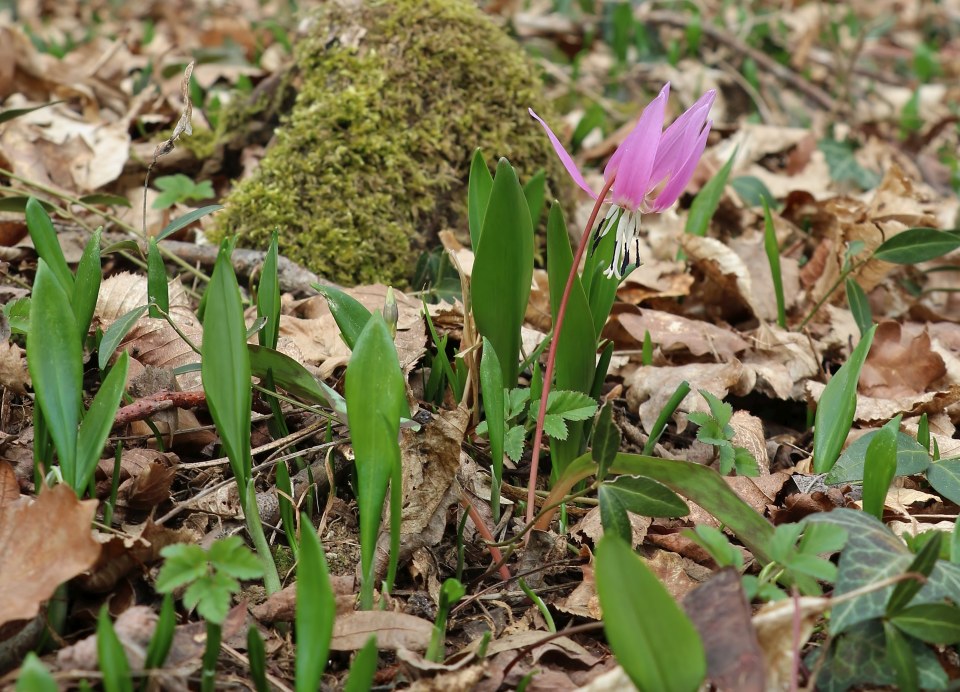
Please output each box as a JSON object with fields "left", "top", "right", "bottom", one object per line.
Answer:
{"left": 213, "top": 0, "right": 570, "bottom": 286}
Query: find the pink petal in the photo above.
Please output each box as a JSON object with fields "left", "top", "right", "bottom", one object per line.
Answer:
{"left": 528, "top": 108, "right": 597, "bottom": 199}
{"left": 649, "top": 90, "right": 716, "bottom": 187}
{"left": 604, "top": 83, "right": 671, "bottom": 183}
{"left": 650, "top": 119, "right": 712, "bottom": 212}
{"left": 610, "top": 84, "right": 669, "bottom": 210}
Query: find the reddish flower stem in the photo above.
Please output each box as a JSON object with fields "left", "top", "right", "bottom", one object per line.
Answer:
{"left": 525, "top": 175, "right": 617, "bottom": 535}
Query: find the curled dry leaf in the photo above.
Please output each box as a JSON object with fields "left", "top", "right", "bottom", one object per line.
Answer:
{"left": 680, "top": 233, "right": 764, "bottom": 321}
{"left": 0, "top": 485, "right": 100, "bottom": 627}
{"left": 860, "top": 321, "right": 946, "bottom": 399}
{"left": 0, "top": 341, "right": 29, "bottom": 394}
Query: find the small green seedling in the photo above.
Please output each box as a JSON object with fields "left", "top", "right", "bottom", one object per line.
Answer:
{"left": 688, "top": 391, "right": 759, "bottom": 476}
{"left": 426, "top": 579, "right": 467, "bottom": 662}
{"left": 151, "top": 174, "right": 214, "bottom": 210}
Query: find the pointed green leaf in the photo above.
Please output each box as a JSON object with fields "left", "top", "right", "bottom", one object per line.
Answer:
{"left": 26, "top": 197, "right": 73, "bottom": 293}
{"left": 467, "top": 149, "right": 493, "bottom": 250}
{"left": 685, "top": 148, "right": 736, "bottom": 238}
{"left": 887, "top": 531, "right": 942, "bottom": 616}
{"left": 600, "top": 475, "right": 689, "bottom": 518}
{"left": 99, "top": 305, "right": 148, "bottom": 370}
{"left": 883, "top": 621, "right": 918, "bottom": 692}
{"left": 592, "top": 403, "right": 620, "bottom": 480}
{"left": 16, "top": 653, "right": 57, "bottom": 692}
{"left": 826, "top": 430, "right": 930, "bottom": 484}
{"left": 97, "top": 607, "right": 133, "bottom": 692}
{"left": 523, "top": 169, "right": 546, "bottom": 230}
{"left": 154, "top": 204, "right": 223, "bottom": 242}
{"left": 480, "top": 337, "right": 505, "bottom": 522}
{"left": 257, "top": 232, "right": 280, "bottom": 350}
{"left": 862, "top": 415, "right": 899, "bottom": 520}
{"left": 813, "top": 324, "right": 877, "bottom": 473}
{"left": 891, "top": 603, "right": 960, "bottom": 644}
{"left": 343, "top": 636, "right": 378, "bottom": 692}
{"left": 73, "top": 228, "right": 102, "bottom": 339}
{"left": 296, "top": 514, "right": 335, "bottom": 692}
{"left": 147, "top": 237, "right": 168, "bottom": 318}
{"left": 761, "top": 198, "right": 786, "bottom": 328}
{"left": 312, "top": 284, "right": 372, "bottom": 351}
{"left": 873, "top": 228, "right": 960, "bottom": 264}
{"left": 845, "top": 276, "right": 872, "bottom": 337}
{"left": 76, "top": 352, "right": 129, "bottom": 491}
{"left": 596, "top": 535, "right": 706, "bottom": 692}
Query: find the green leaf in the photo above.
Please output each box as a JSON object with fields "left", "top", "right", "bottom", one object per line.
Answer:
{"left": 887, "top": 531, "right": 942, "bottom": 617}
{"left": 523, "top": 169, "right": 546, "bottom": 230}
{"left": 99, "top": 305, "right": 148, "bottom": 370}
{"left": 143, "top": 594, "right": 176, "bottom": 678}
{"left": 813, "top": 324, "right": 877, "bottom": 473}
{"left": 543, "top": 414, "right": 569, "bottom": 440}
{"left": 928, "top": 457, "right": 960, "bottom": 505}
{"left": 79, "top": 193, "right": 131, "bottom": 208}
{"left": 73, "top": 228, "right": 102, "bottom": 339}
{"left": 97, "top": 607, "right": 133, "bottom": 692}
{"left": 312, "top": 284, "right": 373, "bottom": 351}
{"left": 207, "top": 536, "right": 265, "bottom": 580}
{"left": 276, "top": 460, "right": 298, "bottom": 559}
{"left": 472, "top": 159, "right": 534, "bottom": 388}
{"left": 873, "top": 228, "right": 960, "bottom": 264}
{"left": 147, "top": 238, "right": 168, "bottom": 318}
{"left": 644, "top": 381, "right": 691, "bottom": 455}
{"left": 202, "top": 248, "right": 253, "bottom": 488}
{"left": 687, "top": 525, "right": 742, "bottom": 569}
{"left": 595, "top": 535, "right": 706, "bottom": 692}
{"left": 345, "top": 315, "right": 406, "bottom": 609}
{"left": 296, "top": 513, "right": 335, "bottom": 692}
{"left": 592, "top": 403, "right": 620, "bottom": 480}
{"left": 27, "top": 260, "right": 82, "bottom": 487}
{"left": 4, "top": 296, "right": 31, "bottom": 335}
{"left": 26, "top": 197, "right": 73, "bottom": 294}
{"left": 818, "top": 138, "right": 881, "bottom": 190}
{"left": 0, "top": 100, "right": 62, "bottom": 124}
{"left": 731, "top": 175, "right": 775, "bottom": 207}
{"left": 583, "top": 215, "right": 621, "bottom": 334}
{"left": 891, "top": 603, "right": 960, "bottom": 644}
{"left": 15, "top": 653, "right": 58, "bottom": 692}
{"left": 257, "top": 232, "right": 280, "bottom": 350}
{"left": 184, "top": 571, "right": 238, "bottom": 624}
{"left": 537, "top": 389, "right": 597, "bottom": 421}
{"left": 343, "top": 636, "right": 378, "bottom": 692}
{"left": 862, "top": 415, "right": 899, "bottom": 520}
{"left": 480, "top": 337, "right": 505, "bottom": 522}
{"left": 685, "top": 148, "right": 736, "bottom": 238}
{"left": 883, "top": 621, "right": 919, "bottom": 692}
{"left": 761, "top": 198, "right": 786, "bottom": 328}
{"left": 826, "top": 431, "right": 930, "bottom": 484}
{"left": 154, "top": 204, "right": 223, "bottom": 242}
{"left": 845, "top": 276, "right": 872, "bottom": 337}
{"left": 247, "top": 626, "right": 269, "bottom": 692}
{"left": 156, "top": 543, "right": 208, "bottom": 592}
{"left": 599, "top": 485, "right": 633, "bottom": 543}
{"left": 601, "top": 475, "right": 689, "bottom": 518}
{"left": 504, "top": 425, "right": 525, "bottom": 462}
{"left": 467, "top": 149, "right": 493, "bottom": 250}
{"left": 76, "top": 352, "right": 129, "bottom": 491}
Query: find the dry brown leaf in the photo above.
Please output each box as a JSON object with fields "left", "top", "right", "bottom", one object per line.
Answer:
{"left": 643, "top": 548, "right": 711, "bottom": 601}
{"left": 0, "top": 341, "right": 29, "bottom": 394}
{"left": 570, "top": 506, "right": 649, "bottom": 549}
{"left": 805, "top": 380, "right": 960, "bottom": 424}
{"left": 330, "top": 611, "right": 433, "bottom": 652}
{"left": 56, "top": 605, "right": 157, "bottom": 671}
{"left": 679, "top": 234, "right": 763, "bottom": 320}
{"left": 610, "top": 309, "right": 748, "bottom": 360}
{"left": 861, "top": 321, "right": 946, "bottom": 398}
{"left": 250, "top": 575, "right": 356, "bottom": 622}
{"left": 741, "top": 324, "right": 819, "bottom": 400}
{"left": 753, "top": 596, "right": 831, "bottom": 691}
{"left": 0, "top": 485, "right": 100, "bottom": 626}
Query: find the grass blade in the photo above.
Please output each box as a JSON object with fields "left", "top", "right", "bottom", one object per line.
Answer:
{"left": 862, "top": 415, "right": 899, "bottom": 520}
{"left": 845, "top": 276, "right": 872, "bottom": 337}
{"left": 343, "top": 636, "right": 378, "bottom": 692}
{"left": 257, "top": 232, "right": 281, "bottom": 350}
{"left": 247, "top": 626, "right": 269, "bottom": 692}
{"left": 643, "top": 381, "right": 691, "bottom": 455}
{"left": 147, "top": 237, "right": 168, "bottom": 318}
{"left": 73, "top": 228, "right": 102, "bottom": 339}
{"left": 98, "top": 305, "right": 148, "bottom": 370}
{"left": 76, "top": 352, "right": 129, "bottom": 492}
{"left": 295, "top": 514, "right": 335, "bottom": 692}
{"left": 142, "top": 594, "right": 175, "bottom": 687}
{"left": 97, "top": 606, "right": 133, "bottom": 692}
{"left": 761, "top": 198, "right": 786, "bottom": 328}
{"left": 16, "top": 653, "right": 57, "bottom": 692}
{"left": 155, "top": 204, "right": 223, "bottom": 242}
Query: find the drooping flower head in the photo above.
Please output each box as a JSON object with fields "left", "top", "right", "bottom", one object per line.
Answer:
{"left": 530, "top": 83, "right": 715, "bottom": 278}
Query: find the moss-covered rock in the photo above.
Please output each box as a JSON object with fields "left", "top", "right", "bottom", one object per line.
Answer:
{"left": 212, "top": 0, "right": 569, "bottom": 286}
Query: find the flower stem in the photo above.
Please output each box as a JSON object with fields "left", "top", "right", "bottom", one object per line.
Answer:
{"left": 525, "top": 175, "right": 616, "bottom": 535}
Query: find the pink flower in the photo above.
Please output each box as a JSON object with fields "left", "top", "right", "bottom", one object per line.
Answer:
{"left": 530, "top": 83, "right": 715, "bottom": 278}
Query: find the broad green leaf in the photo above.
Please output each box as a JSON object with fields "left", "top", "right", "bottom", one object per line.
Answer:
{"left": 73, "top": 228, "right": 102, "bottom": 339}
{"left": 202, "top": 248, "right": 253, "bottom": 488}
{"left": 862, "top": 416, "right": 899, "bottom": 520}
{"left": 248, "top": 344, "right": 328, "bottom": 406}
{"left": 76, "top": 352, "right": 129, "bottom": 491}
{"left": 925, "top": 458, "right": 960, "bottom": 505}
{"left": 818, "top": 138, "right": 880, "bottom": 190}
{"left": 184, "top": 572, "right": 237, "bottom": 624}
{"left": 480, "top": 337, "right": 505, "bottom": 522}
{"left": 592, "top": 403, "right": 620, "bottom": 480}
{"left": 891, "top": 603, "right": 960, "bottom": 644}
{"left": 97, "top": 607, "right": 133, "bottom": 692}
{"left": 731, "top": 175, "right": 775, "bottom": 207}
{"left": 761, "top": 198, "right": 786, "bottom": 328}
{"left": 523, "top": 169, "right": 546, "bottom": 230}
{"left": 845, "top": 276, "right": 872, "bottom": 337}
{"left": 296, "top": 513, "right": 335, "bottom": 692}
{"left": 345, "top": 314, "right": 406, "bottom": 609}
{"left": 883, "top": 621, "right": 918, "bottom": 692}
{"left": 685, "top": 148, "right": 736, "bottom": 238}
{"left": 596, "top": 535, "right": 706, "bottom": 692}
{"left": 873, "top": 228, "right": 960, "bottom": 264}
{"left": 887, "top": 531, "right": 942, "bottom": 617}
{"left": 257, "top": 232, "right": 280, "bottom": 350}
{"left": 98, "top": 306, "right": 148, "bottom": 370}
{"left": 467, "top": 148, "right": 493, "bottom": 250}
{"left": 26, "top": 197, "right": 73, "bottom": 294}
{"left": 312, "top": 284, "right": 372, "bottom": 351}
{"left": 156, "top": 543, "right": 208, "bottom": 592}
{"left": 16, "top": 653, "right": 57, "bottom": 692}
{"left": 601, "top": 475, "right": 689, "bottom": 518}
{"left": 343, "top": 636, "right": 378, "bottom": 692}
{"left": 826, "top": 431, "right": 930, "bottom": 484}
{"left": 472, "top": 159, "right": 533, "bottom": 388}
{"left": 27, "top": 260, "right": 81, "bottom": 487}
{"left": 813, "top": 324, "right": 876, "bottom": 473}
{"left": 154, "top": 204, "right": 222, "bottom": 242}
{"left": 147, "top": 237, "right": 168, "bottom": 318}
